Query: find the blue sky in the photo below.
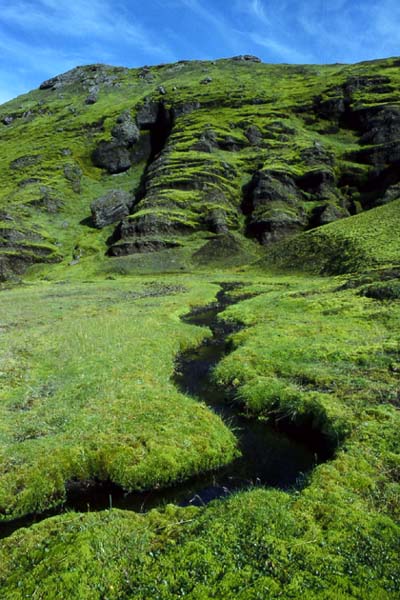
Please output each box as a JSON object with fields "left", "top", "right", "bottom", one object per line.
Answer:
{"left": 1, "top": 0, "right": 400, "bottom": 104}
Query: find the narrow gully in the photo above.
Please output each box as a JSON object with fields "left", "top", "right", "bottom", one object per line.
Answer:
{"left": 0, "top": 283, "right": 330, "bottom": 540}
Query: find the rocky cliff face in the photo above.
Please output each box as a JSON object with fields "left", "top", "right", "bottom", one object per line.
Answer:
{"left": 1, "top": 57, "right": 400, "bottom": 279}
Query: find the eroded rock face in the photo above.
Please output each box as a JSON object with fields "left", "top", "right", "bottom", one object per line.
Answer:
{"left": 232, "top": 55, "right": 262, "bottom": 63}
{"left": 119, "top": 211, "right": 191, "bottom": 238}
{"left": 245, "top": 125, "right": 263, "bottom": 146}
{"left": 0, "top": 218, "right": 60, "bottom": 281}
{"left": 205, "top": 209, "right": 229, "bottom": 234}
{"left": 91, "top": 190, "right": 133, "bottom": 228}
{"left": 108, "top": 239, "right": 179, "bottom": 256}
{"left": 39, "top": 64, "right": 126, "bottom": 93}
{"left": 244, "top": 170, "right": 307, "bottom": 243}
{"left": 92, "top": 103, "right": 172, "bottom": 174}
{"left": 191, "top": 130, "right": 218, "bottom": 153}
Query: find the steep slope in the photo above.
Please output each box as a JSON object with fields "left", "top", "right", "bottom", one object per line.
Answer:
{"left": 1, "top": 56, "right": 400, "bottom": 280}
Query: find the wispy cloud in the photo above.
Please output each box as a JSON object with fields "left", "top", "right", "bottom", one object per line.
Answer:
{"left": 177, "top": 0, "right": 243, "bottom": 54}
{"left": 250, "top": 33, "right": 311, "bottom": 63}
{"left": 0, "top": 0, "right": 174, "bottom": 58}
{"left": 233, "top": 0, "right": 400, "bottom": 64}
{"left": 248, "top": 0, "right": 269, "bottom": 24}
{"left": 233, "top": 0, "right": 310, "bottom": 62}
{"left": 0, "top": 0, "right": 176, "bottom": 101}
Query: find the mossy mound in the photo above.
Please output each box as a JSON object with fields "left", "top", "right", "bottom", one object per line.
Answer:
{"left": 265, "top": 198, "right": 400, "bottom": 274}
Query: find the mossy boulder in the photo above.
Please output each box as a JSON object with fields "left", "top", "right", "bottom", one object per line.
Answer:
{"left": 111, "top": 111, "right": 140, "bottom": 145}
{"left": 91, "top": 190, "right": 133, "bottom": 228}
{"left": 92, "top": 140, "right": 132, "bottom": 174}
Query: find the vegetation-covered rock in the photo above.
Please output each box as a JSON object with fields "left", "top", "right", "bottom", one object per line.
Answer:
{"left": 91, "top": 189, "right": 133, "bottom": 228}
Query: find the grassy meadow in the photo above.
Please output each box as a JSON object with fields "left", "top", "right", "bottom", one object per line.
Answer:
{"left": 0, "top": 262, "right": 399, "bottom": 598}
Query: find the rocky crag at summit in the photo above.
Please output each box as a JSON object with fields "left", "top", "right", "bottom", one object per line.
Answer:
{"left": 1, "top": 55, "right": 400, "bottom": 279}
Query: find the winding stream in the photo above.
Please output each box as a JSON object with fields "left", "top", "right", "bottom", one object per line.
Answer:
{"left": 0, "top": 283, "right": 329, "bottom": 540}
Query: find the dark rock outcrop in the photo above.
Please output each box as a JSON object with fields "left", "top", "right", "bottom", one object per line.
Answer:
{"left": 205, "top": 209, "right": 229, "bottom": 234}
{"left": 312, "top": 203, "right": 350, "bottom": 226}
{"left": 244, "top": 170, "right": 307, "bottom": 243}
{"left": 191, "top": 130, "right": 218, "bottom": 153}
{"left": 92, "top": 141, "right": 132, "bottom": 174}
{"left": 232, "top": 55, "right": 262, "bottom": 63}
{"left": 92, "top": 112, "right": 141, "bottom": 174}
{"left": 358, "top": 105, "right": 400, "bottom": 145}
{"left": 111, "top": 112, "right": 140, "bottom": 145}
{"left": 136, "top": 102, "right": 162, "bottom": 128}
{"left": 245, "top": 125, "right": 263, "bottom": 146}
{"left": 39, "top": 77, "right": 60, "bottom": 90}
{"left": 85, "top": 91, "right": 98, "bottom": 105}
{"left": 92, "top": 102, "right": 172, "bottom": 174}
{"left": 91, "top": 190, "right": 133, "bottom": 228}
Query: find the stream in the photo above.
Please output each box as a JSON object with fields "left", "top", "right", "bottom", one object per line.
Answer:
{"left": 0, "top": 283, "right": 329, "bottom": 539}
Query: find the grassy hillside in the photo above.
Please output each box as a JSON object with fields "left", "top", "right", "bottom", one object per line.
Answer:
{"left": 267, "top": 198, "right": 400, "bottom": 274}
{"left": 1, "top": 55, "right": 400, "bottom": 281}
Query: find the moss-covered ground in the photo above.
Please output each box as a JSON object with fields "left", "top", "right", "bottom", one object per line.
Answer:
{"left": 0, "top": 277, "right": 239, "bottom": 521}
{"left": 0, "top": 260, "right": 399, "bottom": 598}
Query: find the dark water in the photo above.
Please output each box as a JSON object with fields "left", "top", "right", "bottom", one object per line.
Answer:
{"left": 0, "top": 283, "right": 330, "bottom": 540}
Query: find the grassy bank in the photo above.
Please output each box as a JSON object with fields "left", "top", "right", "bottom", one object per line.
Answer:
{"left": 0, "top": 277, "right": 237, "bottom": 521}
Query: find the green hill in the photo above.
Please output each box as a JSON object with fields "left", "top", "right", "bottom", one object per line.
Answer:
{"left": 1, "top": 55, "right": 400, "bottom": 281}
